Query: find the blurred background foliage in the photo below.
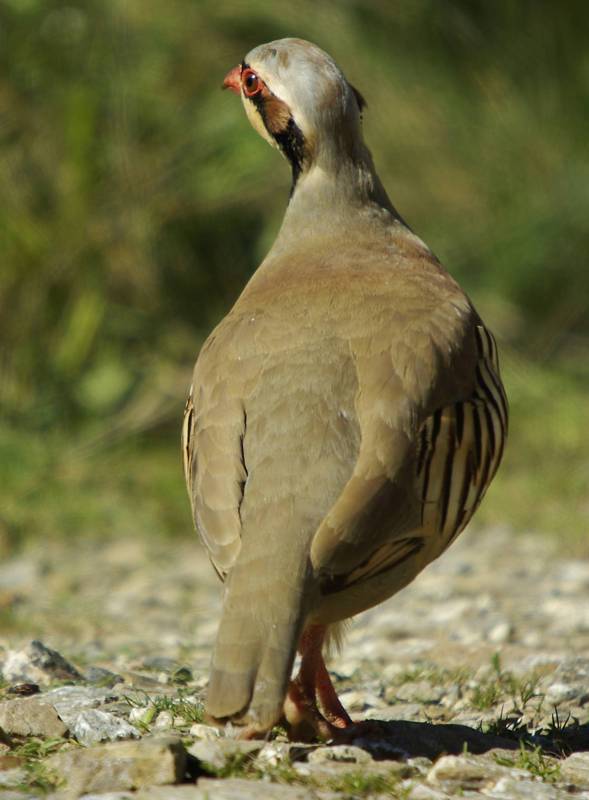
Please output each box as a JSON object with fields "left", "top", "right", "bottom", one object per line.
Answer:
{"left": 1, "top": 0, "right": 588, "bottom": 550}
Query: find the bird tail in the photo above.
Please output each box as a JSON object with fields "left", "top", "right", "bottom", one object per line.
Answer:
{"left": 205, "top": 553, "right": 311, "bottom": 731}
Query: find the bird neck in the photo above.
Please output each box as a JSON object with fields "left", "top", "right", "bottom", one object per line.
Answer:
{"left": 278, "top": 144, "right": 403, "bottom": 241}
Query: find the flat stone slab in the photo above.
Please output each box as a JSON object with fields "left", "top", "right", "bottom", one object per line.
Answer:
{"left": 46, "top": 735, "right": 186, "bottom": 796}
{"left": 0, "top": 698, "right": 67, "bottom": 737}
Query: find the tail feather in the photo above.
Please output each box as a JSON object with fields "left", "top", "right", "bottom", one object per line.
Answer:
{"left": 206, "top": 556, "right": 311, "bottom": 730}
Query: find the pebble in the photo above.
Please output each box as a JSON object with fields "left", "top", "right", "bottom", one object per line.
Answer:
{"left": 71, "top": 709, "right": 140, "bottom": 746}
{"left": 487, "top": 621, "right": 513, "bottom": 644}
{"left": 560, "top": 751, "right": 589, "bottom": 788}
{"left": 427, "top": 754, "right": 528, "bottom": 789}
{"left": 0, "top": 698, "right": 67, "bottom": 737}
{"left": 307, "top": 744, "right": 372, "bottom": 764}
{"left": 153, "top": 710, "right": 174, "bottom": 729}
{"left": 545, "top": 682, "right": 582, "bottom": 705}
{"left": 47, "top": 735, "right": 186, "bottom": 796}
{"left": 189, "top": 722, "right": 221, "bottom": 740}
{"left": 188, "top": 738, "right": 264, "bottom": 772}
{"left": 2, "top": 640, "right": 82, "bottom": 685}
{"left": 486, "top": 777, "right": 561, "bottom": 798}
{"left": 0, "top": 766, "right": 28, "bottom": 789}
{"left": 391, "top": 680, "right": 446, "bottom": 704}
{"left": 41, "top": 684, "right": 119, "bottom": 725}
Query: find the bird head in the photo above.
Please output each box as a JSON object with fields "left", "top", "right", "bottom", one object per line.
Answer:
{"left": 223, "top": 38, "right": 366, "bottom": 190}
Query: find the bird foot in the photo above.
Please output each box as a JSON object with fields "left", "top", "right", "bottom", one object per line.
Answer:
{"left": 283, "top": 676, "right": 345, "bottom": 741}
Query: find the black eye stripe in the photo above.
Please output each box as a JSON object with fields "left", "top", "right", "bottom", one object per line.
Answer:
{"left": 241, "top": 61, "right": 306, "bottom": 196}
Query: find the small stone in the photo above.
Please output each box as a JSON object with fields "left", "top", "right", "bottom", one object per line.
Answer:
{"left": 6, "top": 683, "right": 40, "bottom": 697}
{"left": 337, "top": 689, "right": 383, "bottom": 711}
{"left": 407, "top": 756, "right": 434, "bottom": 773}
{"left": 561, "top": 751, "right": 589, "bottom": 788}
{"left": 85, "top": 666, "right": 123, "bottom": 686}
{"left": 2, "top": 640, "right": 82, "bottom": 685}
{"left": 42, "top": 685, "right": 120, "bottom": 725}
{"left": 0, "top": 766, "right": 28, "bottom": 788}
{"left": 392, "top": 681, "right": 445, "bottom": 704}
{"left": 490, "top": 777, "right": 560, "bottom": 798}
{"left": 189, "top": 722, "right": 220, "bottom": 740}
{"left": 46, "top": 735, "right": 186, "bottom": 794}
{"left": 153, "top": 710, "right": 174, "bottom": 730}
{"left": 188, "top": 738, "right": 264, "bottom": 772}
{"left": 487, "top": 620, "right": 513, "bottom": 644}
{"left": 194, "top": 778, "right": 322, "bottom": 799}
{"left": 307, "top": 744, "right": 372, "bottom": 764}
{"left": 440, "top": 685, "right": 460, "bottom": 708}
{"left": 71, "top": 709, "right": 140, "bottom": 746}
{"left": 129, "top": 705, "right": 156, "bottom": 725}
{"left": 142, "top": 656, "right": 179, "bottom": 672}
{"left": 134, "top": 788, "right": 209, "bottom": 800}
{"left": 365, "top": 702, "right": 423, "bottom": 721}
{"left": 0, "top": 698, "right": 67, "bottom": 737}
{"left": 408, "top": 784, "right": 450, "bottom": 799}
{"left": 256, "top": 741, "right": 316, "bottom": 769}
{"left": 171, "top": 666, "right": 193, "bottom": 684}
{"left": 255, "top": 741, "right": 292, "bottom": 768}
{"left": 427, "top": 754, "right": 528, "bottom": 789}
{"left": 545, "top": 682, "right": 582, "bottom": 705}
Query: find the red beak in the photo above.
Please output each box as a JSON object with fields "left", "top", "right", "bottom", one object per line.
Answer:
{"left": 223, "top": 65, "right": 242, "bottom": 94}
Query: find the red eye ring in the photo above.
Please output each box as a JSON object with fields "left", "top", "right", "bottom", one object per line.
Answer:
{"left": 242, "top": 68, "right": 261, "bottom": 97}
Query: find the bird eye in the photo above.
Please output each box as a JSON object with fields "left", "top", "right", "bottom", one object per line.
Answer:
{"left": 242, "top": 68, "right": 261, "bottom": 97}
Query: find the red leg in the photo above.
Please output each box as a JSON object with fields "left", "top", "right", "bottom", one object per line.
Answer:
{"left": 283, "top": 623, "right": 353, "bottom": 740}
{"left": 315, "top": 655, "right": 352, "bottom": 728}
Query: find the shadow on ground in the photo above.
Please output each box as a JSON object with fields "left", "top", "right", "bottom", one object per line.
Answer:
{"left": 354, "top": 719, "right": 589, "bottom": 760}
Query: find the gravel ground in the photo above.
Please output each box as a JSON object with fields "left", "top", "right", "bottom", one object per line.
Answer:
{"left": 0, "top": 526, "right": 588, "bottom": 798}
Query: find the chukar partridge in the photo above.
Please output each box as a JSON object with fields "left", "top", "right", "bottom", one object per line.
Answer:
{"left": 183, "top": 38, "right": 508, "bottom": 740}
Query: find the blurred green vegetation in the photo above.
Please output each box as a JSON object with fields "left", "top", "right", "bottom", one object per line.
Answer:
{"left": 1, "top": 0, "right": 588, "bottom": 549}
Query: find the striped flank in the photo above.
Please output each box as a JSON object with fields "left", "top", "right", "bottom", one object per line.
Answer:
{"left": 417, "top": 324, "right": 508, "bottom": 546}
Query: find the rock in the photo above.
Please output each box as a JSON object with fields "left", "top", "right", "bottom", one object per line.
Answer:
{"left": 142, "top": 655, "right": 179, "bottom": 671}
{"left": 134, "top": 789, "right": 207, "bottom": 800}
{"left": 0, "top": 766, "right": 28, "bottom": 788}
{"left": 153, "top": 710, "right": 174, "bottom": 730}
{"left": 71, "top": 709, "right": 140, "bottom": 746}
{"left": 45, "top": 735, "right": 186, "bottom": 795}
{"left": 337, "top": 689, "right": 383, "bottom": 711}
{"left": 391, "top": 681, "right": 445, "bottom": 704}
{"left": 85, "top": 666, "right": 124, "bottom": 686}
{"left": 6, "top": 683, "right": 40, "bottom": 697}
{"left": 427, "top": 754, "right": 528, "bottom": 790}
{"left": 365, "top": 702, "right": 423, "bottom": 721}
{"left": 307, "top": 744, "right": 372, "bottom": 765}
{"left": 408, "top": 784, "right": 451, "bottom": 799}
{"left": 2, "top": 640, "right": 82, "bottom": 685}
{"left": 42, "top": 685, "right": 120, "bottom": 726}
{"left": 487, "top": 620, "right": 513, "bottom": 644}
{"left": 187, "top": 779, "right": 326, "bottom": 799}
{"left": 407, "top": 756, "right": 434, "bottom": 774}
{"left": 0, "top": 698, "right": 67, "bottom": 737}
{"left": 296, "top": 758, "right": 414, "bottom": 791}
{"left": 560, "top": 751, "right": 589, "bottom": 788}
{"left": 488, "top": 776, "right": 561, "bottom": 798}
{"left": 545, "top": 682, "right": 583, "bottom": 705}
{"left": 188, "top": 738, "right": 264, "bottom": 772}
{"left": 256, "top": 741, "right": 317, "bottom": 770}
{"left": 189, "top": 722, "right": 221, "bottom": 740}
{"left": 79, "top": 795, "right": 135, "bottom": 800}
{"left": 129, "top": 705, "right": 156, "bottom": 725}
